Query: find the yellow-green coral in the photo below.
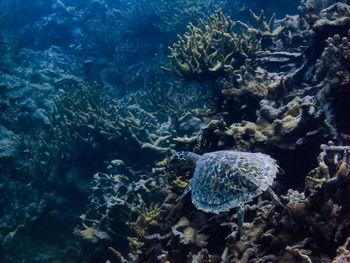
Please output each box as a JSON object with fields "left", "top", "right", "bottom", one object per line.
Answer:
{"left": 173, "top": 176, "right": 191, "bottom": 189}
{"left": 156, "top": 157, "right": 169, "bottom": 167}
{"left": 164, "top": 9, "right": 274, "bottom": 78}
{"left": 127, "top": 237, "right": 144, "bottom": 249}
{"left": 306, "top": 144, "right": 350, "bottom": 191}
{"left": 130, "top": 202, "right": 162, "bottom": 240}
{"left": 108, "top": 247, "right": 127, "bottom": 262}
{"left": 157, "top": 158, "right": 192, "bottom": 192}
{"left": 223, "top": 97, "right": 303, "bottom": 150}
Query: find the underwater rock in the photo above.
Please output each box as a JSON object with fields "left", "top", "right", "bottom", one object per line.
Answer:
{"left": 332, "top": 236, "right": 350, "bottom": 263}
{"left": 74, "top": 227, "right": 111, "bottom": 244}
{"left": 171, "top": 217, "right": 209, "bottom": 247}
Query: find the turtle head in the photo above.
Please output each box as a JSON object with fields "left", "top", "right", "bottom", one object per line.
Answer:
{"left": 167, "top": 151, "right": 200, "bottom": 172}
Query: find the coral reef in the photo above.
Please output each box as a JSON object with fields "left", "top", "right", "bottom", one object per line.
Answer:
{"left": 1, "top": 0, "right": 349, "bottom": 262}
{"left": 110, "top": 1, "right": 350, "bottom": 262}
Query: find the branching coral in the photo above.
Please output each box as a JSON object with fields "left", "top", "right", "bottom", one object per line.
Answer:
{"left": 285, "top": 238, "right": 313, "bottom": 263}
{"left": 156, "top": 158, "right": 193, "bottom": 194}
{"left": 165, "top": 10, "right": 237, "bottom": 77}
{"left": 52, "top": 83, "right": 123, "bottom": 146}
{"left": 164, "top": 9, "right": 274, "bottom": 78}
{"left": 310, "top": 29, "right": 350, "bottom": 138}
{"left": 52, "top": 83, "right": 175, "bottom": 164}
{"left": 306, "top": 143, "right": 350, "bottom": 192}
{"left": 75, "top": 1, "right": 350, "bottom": 262}
{"left": 78, "top": 169, "right": 168, "bottom": 259}
{"left": 130, "top": 202, "right": 162, "bottom": 241}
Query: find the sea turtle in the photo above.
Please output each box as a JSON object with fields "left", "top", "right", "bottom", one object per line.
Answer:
{"left": 168, "top": 150, "right": 286, "bottom": 234}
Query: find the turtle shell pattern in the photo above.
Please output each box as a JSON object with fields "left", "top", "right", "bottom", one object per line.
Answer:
{"left": 191, "top": 150, "right": 278, "bottom": 214}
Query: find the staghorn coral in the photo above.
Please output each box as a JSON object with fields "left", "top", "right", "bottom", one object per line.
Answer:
{"left": 52, "top": 83, "right": 122, "bottom": 147}
{"left": 164, "top": 9, "right": 274, "bottom": 78}
{"left": 165, "top": 10, "right": 237, "bottom": 78}
{"left": 52, "top": 83, "right": 175, "bottom": 164}
{"left": 129, "top": 202, "right": 162, "bottom": 244}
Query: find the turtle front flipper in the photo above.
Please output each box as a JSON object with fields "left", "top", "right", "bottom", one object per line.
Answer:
{"left": 175, "top": 182, "right": 192, "bottom": 202}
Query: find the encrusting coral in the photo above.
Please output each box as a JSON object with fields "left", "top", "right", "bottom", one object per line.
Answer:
{"left": 220, "top": 61, "right": 280, "bottom": 98}
{"left": 191, "top": 95, "right": 319, "bottom": 152}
